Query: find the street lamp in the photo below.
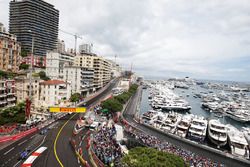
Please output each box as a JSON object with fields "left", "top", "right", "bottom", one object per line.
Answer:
{"left": 25, "top": 30, "right": 35, "bottom": 120}
{"left": 28, "top": 30, "right": 34, "bottom": 99}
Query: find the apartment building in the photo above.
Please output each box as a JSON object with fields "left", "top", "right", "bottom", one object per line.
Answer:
{"left": 39, "top": 80, "right": 71, "bottom": 107}
{"left": 93, "top": 57, "right": 112, "bottom": 89}
{"left": 63, "top": 66, "right": 94, "bottom": 96}
{"left": 0, "top": 79, "right": 16, "bottom": 108}
{"left": 46, "top": 51, "right": 74, "bottom": 79}
{"left": 21, "top": 54, "right": 46, "bottom": 68}
{"left": 9, "top": 0, "right": 59, "bottom": 56}
{"left": 109, "top": 60, "right": 122, "bottom": 78}
{"left": 74, "top": 53, "right": 111, "bottom": 90}
{"left": 15, "top": 76, "right": 40, "bottom": 104}
{"left": 0, "top": 23, "right": 21, "bottom": 72}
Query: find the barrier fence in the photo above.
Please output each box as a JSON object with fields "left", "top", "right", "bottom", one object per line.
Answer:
{"left": 0, "top": 127, "right": 37, "bottom": 143}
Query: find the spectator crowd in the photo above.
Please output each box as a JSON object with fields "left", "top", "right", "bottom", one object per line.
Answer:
{"left": 124, "top": 123, "right": 226, "bottom": 167}
{"left": 92, "top": 124, "right": 122, "bottom": 166}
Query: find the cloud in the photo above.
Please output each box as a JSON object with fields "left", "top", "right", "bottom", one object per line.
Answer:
{"left": 1, "top": 0, "right": 250, "bottom": 82}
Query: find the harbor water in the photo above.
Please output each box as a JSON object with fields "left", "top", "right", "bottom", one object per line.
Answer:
{"left": 140, "top": 85, "right": 250, "bottom": 130}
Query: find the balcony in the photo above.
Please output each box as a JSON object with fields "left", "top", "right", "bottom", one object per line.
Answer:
{"left": 7, "top": 97, "right": 16, "bottom": 102}
{"left": 0, "top": 100, "right": 7, "bottom": 105}
{"left": 7, "top": 92, "right": 15, "bottom": 96}
{"left": 0, "top": 94, "right": 7, "bottom": 98}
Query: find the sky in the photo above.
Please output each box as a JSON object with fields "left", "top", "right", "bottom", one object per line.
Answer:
{"left": 1, "top": 0, "right": 250, "bottom": 82}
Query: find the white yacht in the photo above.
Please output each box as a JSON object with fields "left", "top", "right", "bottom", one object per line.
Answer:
{"left": 225, "top": 110, "right": 250, "bottom": 123}
{"left": 161, "top": 99, "right": 192, "bottom": 111}
{"left": 160, "top": 112, "right": 182, "bottom": 133}
{"left": 208, "top": 119, "right": 227, "bottom": 147}
{"left": 242, "top": 127, "right": 250, "bottom": 147}
{"left": 226, "top": 125, "right": 249, "bottom": 158}
{"left": 187, "top": 116, "right": 208, "bottom": 142}
{"left": 175, "top": 114, "right": 193, "bottom": 138}
{"left": 153, "top": 112, "right": 167, "bottom": 128}
{"left": 142, "top": 110, "right": 158, "bottom": 125}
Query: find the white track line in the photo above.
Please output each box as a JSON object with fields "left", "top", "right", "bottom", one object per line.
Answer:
{"left": 18, "top": 139, "right": 28, "bottom": 146}
{"left": 3, "top": 147, "right": 15, "bottom": 155}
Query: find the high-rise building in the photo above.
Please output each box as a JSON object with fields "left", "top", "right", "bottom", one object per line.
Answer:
{"left": 0, "top": 23, "right": 21, "bottom": 72}
{"left": 9, "top": 0, "right": 59, "bottom": 56}
{"left": 79, "top": 43, "right": 93, "bottom": 54}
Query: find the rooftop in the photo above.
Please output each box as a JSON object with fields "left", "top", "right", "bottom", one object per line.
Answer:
{"left": 40, "top": 80, "right": 66, "bottom": 85}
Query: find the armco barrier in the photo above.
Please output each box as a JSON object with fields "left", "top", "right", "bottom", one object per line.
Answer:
{"left": 0, "top": 127, "right": 37, "bottom": 143}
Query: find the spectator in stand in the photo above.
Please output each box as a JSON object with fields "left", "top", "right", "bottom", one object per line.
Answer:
{"left": 92, "top": 124, "right": 122, "bottom": 166}
{"left": 123, "top": 123, "right": 225, "bottom": 167}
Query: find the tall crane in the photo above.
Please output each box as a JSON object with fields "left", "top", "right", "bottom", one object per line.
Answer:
{"left": 59, "top": 29, "right": 82, "bottom": 56}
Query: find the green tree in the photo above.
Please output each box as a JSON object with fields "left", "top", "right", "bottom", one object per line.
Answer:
{"left": 121, "top": 147, "right": 187, "bottom": 167}
{"left": 39, "top": 57, "right": 44, "bottom": 67}
{"left": 19, "top": 64, "right": 30, "bottom": 70}
{"left": 70, "top": 93, "right": 81, "bottom": 103}
{"left": 0, "top": 102, "right": 26, "bottom": 125}
{"left": 38, "top": 71, "right": 50, "bottom": 81}
{"left": 101, "top": 98, "right": 123, "bottom": 113}
{"left": 21, "top": 49, "right": 28, "bottom": 57}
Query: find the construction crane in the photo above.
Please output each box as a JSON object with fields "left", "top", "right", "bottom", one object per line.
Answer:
{"left": 59, "top": 29, "right": 82, "bottom": 56}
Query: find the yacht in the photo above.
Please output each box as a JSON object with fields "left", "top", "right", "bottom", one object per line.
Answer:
{"left": 242, "top": 127, "right": 250, "bottom": 146}
{"left": 142, "top": 110, "right": 158, "bottom": 125}
{"left": 208, "top": 119, "right": 227, "bottom": 147}
{"left": 175, "top": 114, "right": 193, "bottom": 138}
{"left": 161, "top": 99, "right": 192, "bottom": 112}
{"left": 161, "top": 112, "right": 182, "bottom": 133}
{"left": 187, "top": 116, "right": 208, "bottom": 142}
{"left": 225, "top": 110, "right": 250, "bottom": 123}
{"left": 226, "top": 125, "right": 249, "bottom": 158}
{"left": 153, "top": 112, "right": 167, "bottom": 128}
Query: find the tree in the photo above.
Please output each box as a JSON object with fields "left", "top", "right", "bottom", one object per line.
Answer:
{"left": 121, "top": 147, "right": 187, "bottom": 167}
{"left": 38, "top": 71, "right": 50, "bottom": 81}
{"left": 21, "top": 49, "right": 28, "bottom": 57}
{"left": 39, "top": 57, "right": 44, "bottom": 67}
{"left": 19, "top": 64, "right": 29, "bottom": 70}
{"left": 101, "top": 98, "right": 123, "bottom": 113}
{"left": 70, "top": 93, "right": 81, "bottom": 103}
{"left": 0, "top": 102, "right": 26, "bottom": 125}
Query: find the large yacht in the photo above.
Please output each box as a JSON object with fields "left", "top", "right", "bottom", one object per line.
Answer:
{"left": 225, "top": 109, "right": 250, "bottom": 123}
{"left": 161, "top": 99, "right": 192, "bottom": 112}
{"left": 175, "top": 114, "right": 193, "bottom": 138}
{"left": 208, "top": 119, "right": 227, "bottom": 147}
{"left": 226, "top": 125, "right": 249, "bottom": 158}
{"left": 187, "top": 116, "right": 208, "bottom": 142}
{"left": 142, "top": 110, "right": 158, "bottom": 125}
{"left": 160, "top": 112, "right": 182, "bottom": 133}
{"left": 153, "top": 112, "right": 167, "bottom": 128}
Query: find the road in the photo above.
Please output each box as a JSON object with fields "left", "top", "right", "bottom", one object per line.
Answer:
{"left": 33, "top": 78, "right": 118, "bottom": 167}
{"left": 0, "top": 79, "right": 118, "bottom": 167}
{"left": 123, "top": 86, "right": 250, "bottom": 167}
